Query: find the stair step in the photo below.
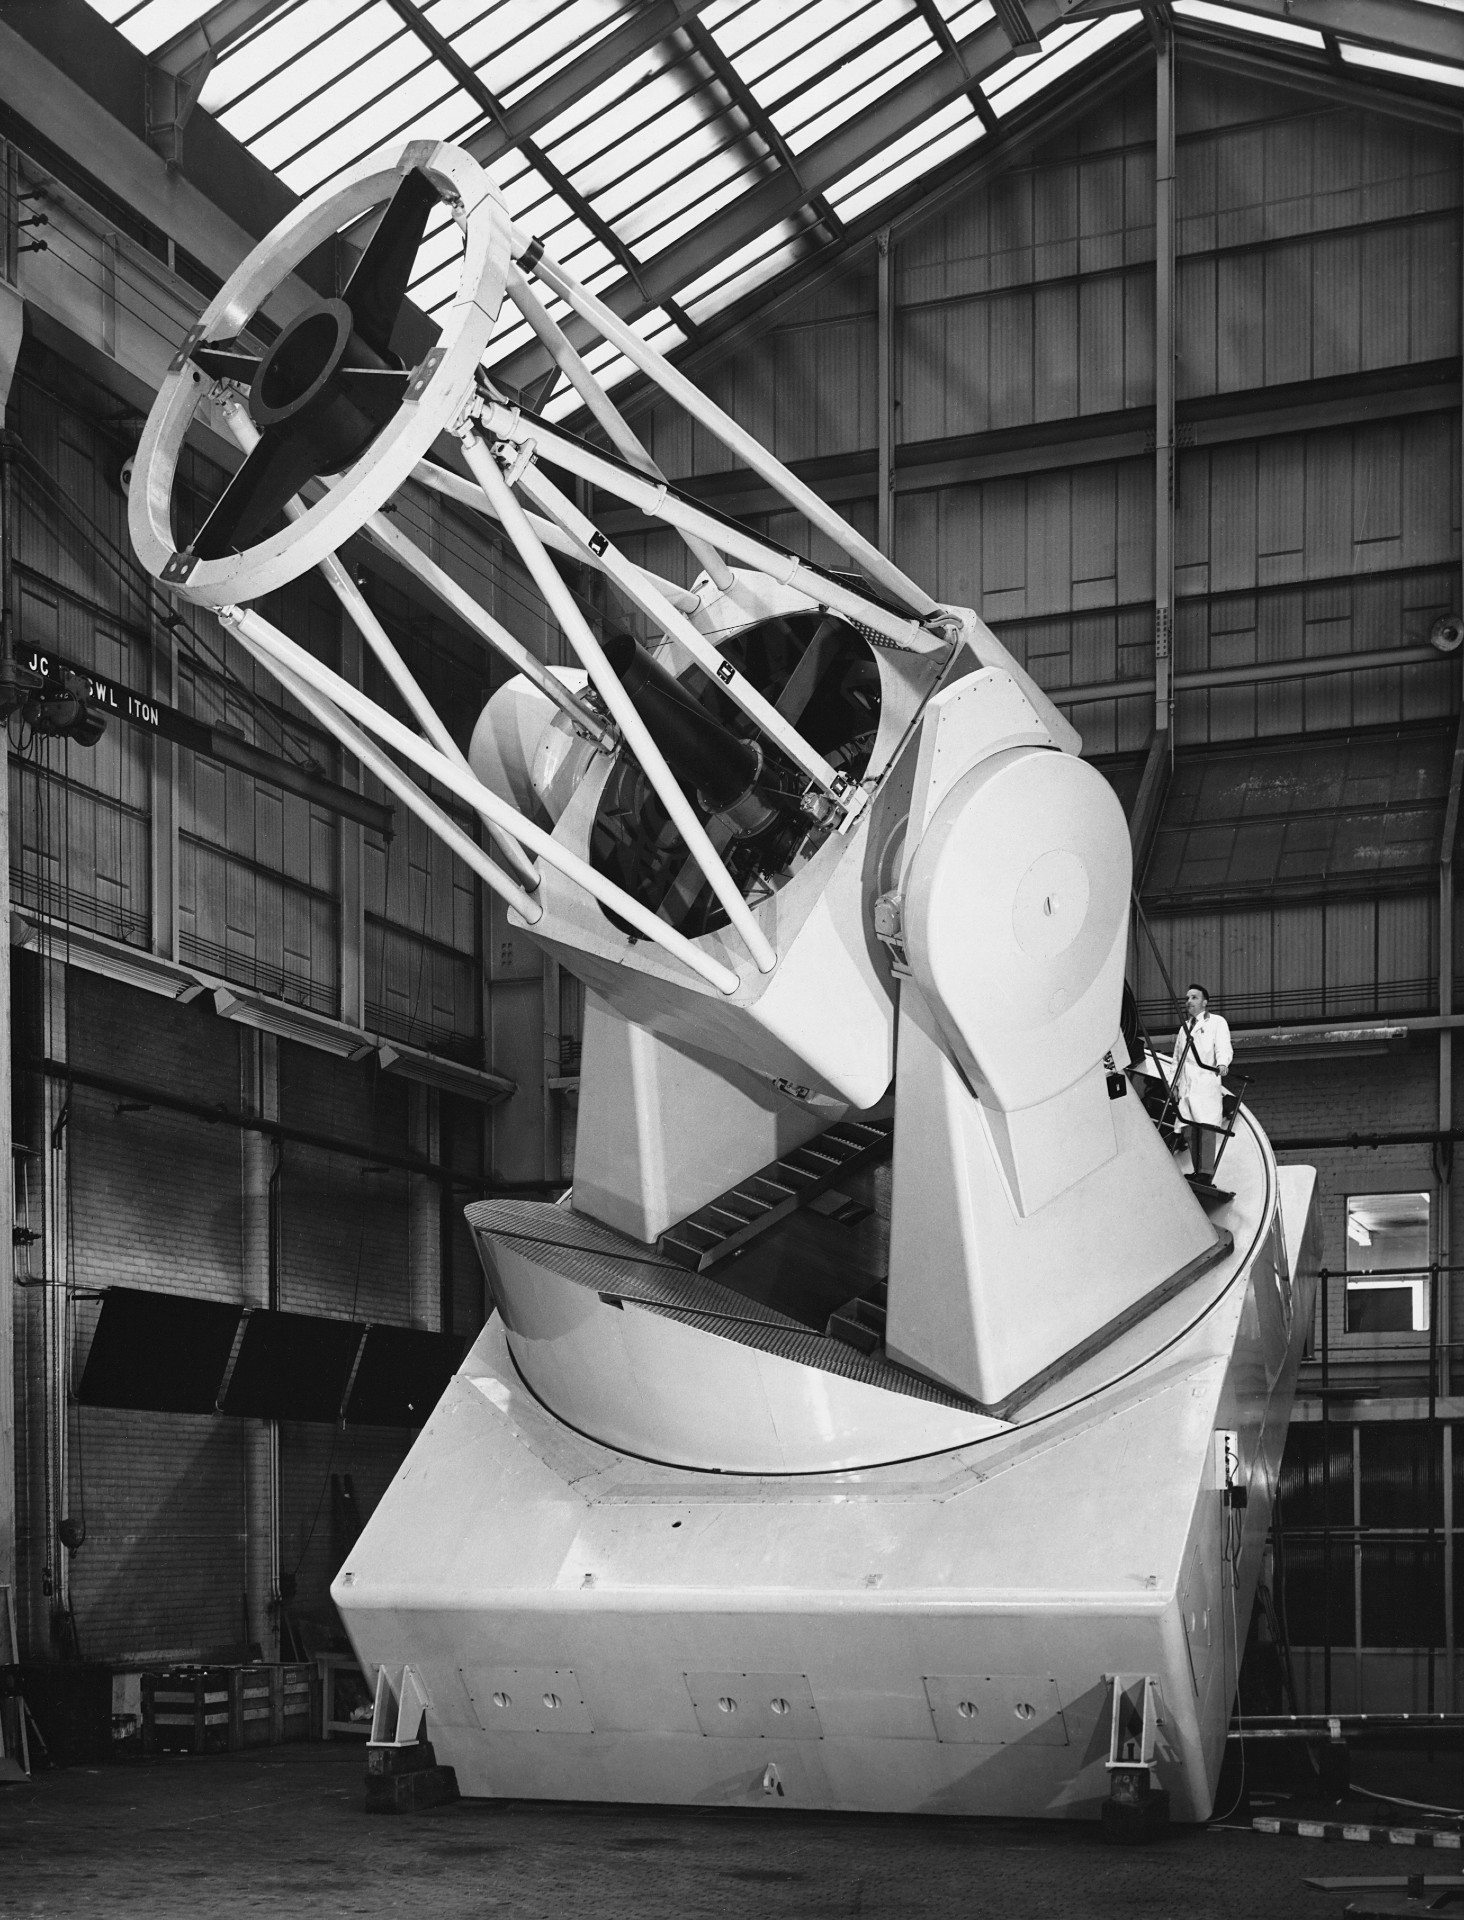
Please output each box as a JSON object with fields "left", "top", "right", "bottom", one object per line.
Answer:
{"left": 659, "top": 1235, "right": 708, "bottom": 1271}
{"left": 656, "top": 1112, "right": 898, "bottom": 1271}
{"left": 737, "top": 1178, "right": 794, "bottom": 1201}
{"left": 1184, "top": 1175, "right": 1233, "bottom": 1209}
{"left": 673, "top": 1221, "right": 724, "bottom": 1249}
{"left": 825, "top": 1309, "right": 881, "bottom": 1355}
{"left": 705, "top": 1201, "right": 762, "bottom": 1226}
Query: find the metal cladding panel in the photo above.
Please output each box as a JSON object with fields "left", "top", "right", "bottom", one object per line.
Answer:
{"left": 1325, "top": 899, "right": 1381, "bottom": 1009}
{"left": 1376, "top": 894, "right": 1433, "bottom": 1003}
{"left": 774, "top": 316, "right": 875, "bottom": 464}
{"left": 1268, "top": 904, "right": 1326, "bottom": 1020}
{"left": 1214, "top": 248, "right": 1265, "bottom": 393}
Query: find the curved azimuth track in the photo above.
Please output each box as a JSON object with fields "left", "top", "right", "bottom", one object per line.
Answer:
{"left": 129, "top": 136, "right": 1074, "bottom": 998}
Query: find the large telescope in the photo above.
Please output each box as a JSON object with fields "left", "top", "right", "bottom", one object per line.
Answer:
{"left": 603, "top": 631, "right": 781, "bottom": 840}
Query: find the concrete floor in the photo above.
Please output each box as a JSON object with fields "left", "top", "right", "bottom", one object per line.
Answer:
{"left": 4, "top": 1744, "right": 1459, "bottom": 1918}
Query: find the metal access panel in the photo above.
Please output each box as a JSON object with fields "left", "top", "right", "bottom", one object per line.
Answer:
{"left": 460, "top": 1668, "right": 593, "bottom": 1735}
{"left": 922, "top": 1674, "right": 1068, "bottom": 1746}
{"left": 684, "top": 1672, "right": 822, "bottom": 1740}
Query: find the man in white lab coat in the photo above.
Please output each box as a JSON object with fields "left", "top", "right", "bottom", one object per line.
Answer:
{"left": 1175, "top": 982, "right": 1232, "bottom": 1181}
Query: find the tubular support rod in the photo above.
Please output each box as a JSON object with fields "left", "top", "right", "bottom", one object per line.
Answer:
{"left": 218, "top": 394, "right": 540, "bottom": 886}
{"left": 356, "top": 497, "right": 615, "bottom": 751}
{"left": 411, "top": 456, "right": 702, "bottom": 613}
{"left": 515, "top": 233, "right": 939, "bottom": 620}
{"left": 504, "top": 267, "right": 734, "bottom": 592}
{"left": 475, "top": 397, "right": 944, "bottom": 656}
{"left": 460, "top": 430, "right": 778, "bottom": 975}
{"left": 516, "top": 460, "right": 856, "bottom": 809}
{"left": 235, "top": 633, "right": 544, "bottom": 924}
{"left": 219, "top": 605, "right": 743, "bottom": 997}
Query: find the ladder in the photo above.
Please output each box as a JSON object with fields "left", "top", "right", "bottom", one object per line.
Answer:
{"left": 657, "top": 1116, "right": 894, "bottom": 1273}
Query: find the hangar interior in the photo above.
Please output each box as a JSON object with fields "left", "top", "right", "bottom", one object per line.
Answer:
{"left": 0, "top": 0, "right": 1460, "bottom": 1792}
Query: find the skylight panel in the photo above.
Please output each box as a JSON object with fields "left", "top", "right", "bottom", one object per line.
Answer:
{"left": 825, "top": 98, "right": 983, "bottom": 222}
{"left": 703, "top": 0, "right": 818, "bottom": 67}
{"left": 630, "top": 161, "right": 767, "bottom": 259}
{"left": 777, "top": 16, "right": 941, "bottom": 154}
{"left": 216, "top": 5, "right": 408, "bottom": 148}
{"left": 983, "top": 13, "right": 1142, "bottom": 116}
{"left": 99, "top": 0, "right": 213, "bottom": 56}
{"left": 198, "top": 3, "right": 329, "bottom": 117}
{"left": 678, "top": 221, "right": 808, "bottom": 322}
{"left": 266, "top": 76, "right": 486, "bottom": 197}
{"left": 550, "top": 68, "right": 719, "bottom": 195}
{"left": 472, "top": 0, "right": 629, "bottom": 106}
{"left": 1339, "top": 43, "right": 1464, "bottom": 86}
{"left": 533, "top": 49, "right": 665, "bottom": 165}
{"left": 932, "top": 0, "right": 997, "bottom": 30}
{"left": 582, "top": 119, "right": 762, "bottom": 248}
{"left": 1172, "top": 0, "right": 1324, "bottom": 47}
{"left": 726, "top": 0, "right": 903, "bottom": 91}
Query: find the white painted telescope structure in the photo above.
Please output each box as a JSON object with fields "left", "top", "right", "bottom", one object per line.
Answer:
{"left": 130, "top": 138, "right": 1317, "bottom": 1825}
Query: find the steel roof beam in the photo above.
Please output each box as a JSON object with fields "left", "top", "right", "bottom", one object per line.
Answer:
{"left": 499, "top": 0, "right": 1089, "bottom": 382}
{"left": 679, "top": 16, "right": 844, "bottom": 244}
{"left": 147, "top": 0, "right": 298, "bottom": 170}
{"left": 1182, "top": 32, "right": 1464, "bottom": 131}
{"left": 464, "top": 0, "right": 721, "bottom": 168}
{"left": 1244, "top": 0, "right": 1464, "bottom": 65}
{"left": 150, "top": 0, "right": 297, "bottom": 75}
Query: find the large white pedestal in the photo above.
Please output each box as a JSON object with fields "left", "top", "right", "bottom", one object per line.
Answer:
{"left": 333, "top": 1116, "right": 1315, "bottom": 1821}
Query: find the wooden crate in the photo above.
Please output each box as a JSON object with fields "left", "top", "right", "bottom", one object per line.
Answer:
{"left": 142, "top": 1668, "right": 233, "bottom": 1755}
{"left": 279, "top": 1663, "right": 312, "bottom": 1743}
{"left": 232, "top": 1666, "right": 276, "bottom": 1749}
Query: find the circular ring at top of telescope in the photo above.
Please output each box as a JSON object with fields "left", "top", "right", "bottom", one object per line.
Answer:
{"left": 130, "top": 140, "right": 510, "bottom": 608}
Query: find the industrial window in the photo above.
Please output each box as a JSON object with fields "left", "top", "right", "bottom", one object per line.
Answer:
{"left": 1143, "top": 726, "right": 1452, "bottom": 912}
{"left": 1344, "top": 1191, "right": 1431, "bottom": 1335}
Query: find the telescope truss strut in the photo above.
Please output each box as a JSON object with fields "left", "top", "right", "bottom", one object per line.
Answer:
{"left": 129, "top": 138, "right": 975, "bottom": 998}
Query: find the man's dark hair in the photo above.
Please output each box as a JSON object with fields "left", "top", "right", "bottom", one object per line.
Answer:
{"left": 1186, "top": 982, "right": 1210, "bottom": 1001}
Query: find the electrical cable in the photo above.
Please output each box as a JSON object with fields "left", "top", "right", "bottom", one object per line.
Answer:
{"left": 1210, "top": 1494, "right": 1248, "bottom": 1823}
{"left": 1348, "top": 1785, "right": 1464, "bottom": 1818}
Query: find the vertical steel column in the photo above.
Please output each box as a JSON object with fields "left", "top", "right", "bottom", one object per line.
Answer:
{"left": 1153, "top": 30, "right": 1176, "bottom": 745}
{"left": 1427, "top": 1262, "right": 1439, "bottom": 1712}
{"left": 1444, "top": 1423, "right": 1456, "bottom": 1710}
{"left": 337, "top": 609, "right": 365, "bottom": 1031}
{"left": 1321, "top": 1265, "right": 1332, "bottom": 1713}
{"left": 40, "top": 960, "right": 69, "bottom": 1650}
{"left": 877, "top": 229, "right": 895, "bottom": 561}
{"left": 408, "top": 1082, "right": 441, "bottom": 1332}
{"left": 148, "top": 594, "right": 177, "bottom": 964}
{"left": 240, "top": 1032, "right": 280, "bottom": 1661}
{"left": 0, "top": 150, "right": 20, "bottom": 1604}
{"left": 1352, "top": 1422, "right": 1364, "bottom": 1708}
{"left": 542, "top": 952, "right": 562, "bottom": 1187}
{"left": 1436, "top": 690, "right": 1463, "bottom": 1411}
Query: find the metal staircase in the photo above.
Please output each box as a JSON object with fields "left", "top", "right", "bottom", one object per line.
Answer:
{"left": 656, "top": 1115, "right": 894, "bottom": 1273}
